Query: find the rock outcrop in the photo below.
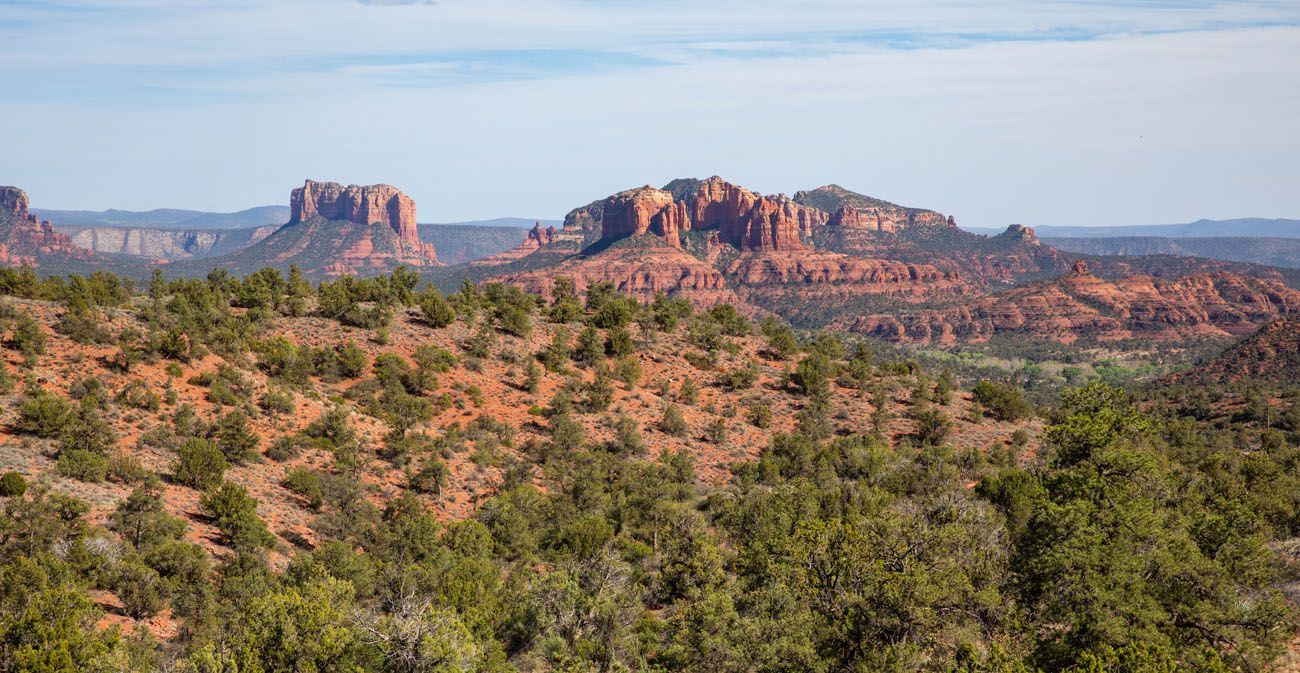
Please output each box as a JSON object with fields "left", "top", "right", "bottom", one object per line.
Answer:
{"left": 286, "top": 179, "right": 437, "bottom": 268}
{"left": 471, "top": 222, "right": 557, "bottom": 267}
{"left": 0, "top": 186, "right": 91, "bottom": 267}
{"left": 595, "top": 177, "right": 827, "bottom": 252}
{"left": 290, "top": 180, "right": 432, "bottom": 256}
{"left": 168, "top": 180, "right": 438, "bottom": 278}
{"left": 794, "top": 184, "right": 949, "bottom": 232}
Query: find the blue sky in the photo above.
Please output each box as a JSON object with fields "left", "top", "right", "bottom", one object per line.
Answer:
{"left": 2, "top": 0, "right": 1298, "bottom": 227}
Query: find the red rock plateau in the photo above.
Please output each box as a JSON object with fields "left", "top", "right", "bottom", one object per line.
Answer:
{"left": 850, "top": 260, "right": 1300, "bottom": 345}
{"left": 0, "top": 186, "right": 93, "bottom": 267}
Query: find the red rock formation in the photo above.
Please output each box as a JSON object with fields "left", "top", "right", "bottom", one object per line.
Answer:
{"left": 471, "top": 222, "right": 559, "bottom": 267}
{"left": 288, "top": 180, "right": 436, "bottom": 266}
{"left": 793, "top": 184, "right": 948, "bottom": 233}
{"left": 594, "top": 177, "right": 826, "bottom": 252}
{"left": 0, "top": 186, "right": 90, "bottom": 266}
{"left": 497, "top": 246, "right": 741, "bottom": 307}
{"left": 848, "top": 262, "right": 1300, "bottom": 345}
{"left": 727, "top": 251, "right": 965, "bottom": 297}
{"left": 600, "top": 187, "right": 688, "bottom": 247}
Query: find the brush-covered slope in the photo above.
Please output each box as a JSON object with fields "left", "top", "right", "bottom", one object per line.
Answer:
{"left": 1174, "top": 316, "right": 1300, "bottom": 385}
{"left": 0, "top": 267, "right": 1294, "bottom": 673}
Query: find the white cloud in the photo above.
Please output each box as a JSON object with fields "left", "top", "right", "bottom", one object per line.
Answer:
{"left": 0, "top": 1, "right": 1296, "bottom": 227}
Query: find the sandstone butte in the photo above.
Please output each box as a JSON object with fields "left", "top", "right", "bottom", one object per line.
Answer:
{"left": 286, "top": 179, "right": 439, "bottom": 272}
{"left": 0, "top": 186, "right": 91, "bottom": 267}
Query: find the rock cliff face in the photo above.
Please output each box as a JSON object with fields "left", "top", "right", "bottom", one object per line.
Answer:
{"left": 290, "top": 180, "right": 421, "bottom": 246}
{"left": 0, "top": 186, "right": 91, "bottom": 267}
{"left": 849, "top": 260, "right": 1300, "bottom": 345}
{"left": 597, "top": 177, "right": 826, "bottom": 252}
{"left": 169, "top": 180, "right": 438, "bottom": 278}
{"left": 284, "top": 179, "right": 437, "bottom": 270}
{"left": 59, "top": 224, "right": 278, "bottom": 261}
{"left": 479, "top": 176, "right": 1300, "bottom": 345}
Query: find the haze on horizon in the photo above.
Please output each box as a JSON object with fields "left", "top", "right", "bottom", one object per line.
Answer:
{"left": 3, "top": 0, "right": 1298, "bottom": 229}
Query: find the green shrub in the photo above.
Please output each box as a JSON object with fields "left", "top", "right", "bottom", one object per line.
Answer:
{"left": 265, "top": 435, "right": 303, "bottom": 462}
{"left": 214, "top": 410, "right": 259, "bottom": 464}
{"left": 718, "top": 361, "right": 760, "bottom": 391}
{"left": 259, "top": 388, "right": 295, "bottom": 415}
{"left": 15, "top": 390, "right": 74, "bottom": 438}
{"left": 971, "top": 380, "right": 1033, "bottom": 422}
{"left": 200, "top": 481, "right": 276, "bottom": 550}
{"left": 57, "top": 404, "right": 117, "bottom": 456}
{"left": 173, "top": 437, "right": 228, "bottom": 490}
{"left": 611, "top": 414, "right": 645, "bottom": 454}
{"left": 106, "top": 451, "right": 149, "bottom": 484}
{"left": 305, "top": 406, "right": 356, "bottom": 449}
{"left": 748, "top": 401, "right": 773, "bottom": 428}
{"left": 115, "top": 561, "right": 165, "bottom": 619}
{"left": 281, "top": 467, "right": 323, "bottom": 510}
{"left": 336, "top": 341, "right": 368, "bottom": 379}
{"left": 57, "top": 449, "right": 108, "bottom": 482}
{"left": 614, "top": 356, "right": 642, "bottom": 389}
{"left": 9, "top": 311, "right": 47, "bottom": 363}
{"left": 409, "top": 459, "right": 448, "bottom": 495}
{"left": 0, "top": 471, "right": 26, "bottom": 497}
{"left": 661, "top": 404, "right": 688, "bottom": 437}
{"left": 606, "top": 326, "right": 635, "bottom": 357}
{"left": 420, "top": 289, "right": 456, "bottom": 328}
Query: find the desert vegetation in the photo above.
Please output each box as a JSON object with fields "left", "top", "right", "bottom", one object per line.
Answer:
{"left": 0, "top": 264, "right": 1296, "bottom": 673}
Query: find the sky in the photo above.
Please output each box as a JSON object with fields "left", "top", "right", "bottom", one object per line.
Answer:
{"left": 2, "top": 0, "right": 1298, "bottom": 228}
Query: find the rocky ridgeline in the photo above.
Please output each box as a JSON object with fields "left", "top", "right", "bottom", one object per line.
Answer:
{"left": 794, "top": 183, "right": 952, "bottom": 233}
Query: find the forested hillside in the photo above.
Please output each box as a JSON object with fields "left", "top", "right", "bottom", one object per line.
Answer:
{"left": 0, "top": 264, "right": 1295, "bottom": 673}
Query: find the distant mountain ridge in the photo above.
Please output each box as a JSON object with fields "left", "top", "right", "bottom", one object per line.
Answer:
{"left": 55, "top": 224, "right": 280, "bottom": 261}
{"left": 965, "top": 218, "right": 1300, "bottom": 239}
{"left": 1047, "top": 236, "right": 1300, "bottom": 269}
{"left": 32, "top": 205, "right": 291, "bottom": 230}
{"left": 426, "top": 217, "right": 562, "bottom": 229}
